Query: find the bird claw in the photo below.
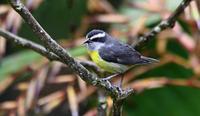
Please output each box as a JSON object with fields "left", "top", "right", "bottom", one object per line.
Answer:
{"left": 100, "top": 78, "right": 109, "bottom": 82}
{"left": 114, "top": 85, "right": 123, "bottom": 92}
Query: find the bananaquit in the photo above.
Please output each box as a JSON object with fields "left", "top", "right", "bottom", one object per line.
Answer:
{"left": 84, "top": 29, "right": 158, "bottom": 82}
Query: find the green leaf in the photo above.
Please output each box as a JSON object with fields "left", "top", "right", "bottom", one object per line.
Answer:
{"left": 137, "top": 62, "right": 193, "bottom": 79}
{"left": 0, "top": 46, "right": 87, "bottom": 82}
{"left": 0, "top": 51, "right": 42, "bottom": 81}
{"left": 125, "top": 86, "right": 200, "bottom": 116}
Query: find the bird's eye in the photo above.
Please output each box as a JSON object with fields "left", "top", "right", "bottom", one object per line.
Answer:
{"left": 91, "top": 37, "right": 99, "bottom": 42}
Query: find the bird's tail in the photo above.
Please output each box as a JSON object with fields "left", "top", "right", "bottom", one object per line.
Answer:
{"left": 140, "top": 56, "right": 159, "bottom": 64}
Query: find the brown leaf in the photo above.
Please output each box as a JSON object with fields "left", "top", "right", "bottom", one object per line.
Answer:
{"left": 88, "top": 0, "right": 115, "bottom": 13}
{"left": 173, "top": 24, "right": 196, "bottom": 52}
{"left": 38, "top": 91, "right": 65, "bottom": 106}
{"left": 0, "top": 76, "right": 14, "bottom": 93}
{"left": 0, "top": 5, "right": 10, "bottom": 15}
{"left": 0, "top": 36, "right": 6, "bottom": 58}
{"left": 0, "top": 101, "right": 17, "bottom": 110}
{"left": 25, "top": 65, "right": 49, "bottom": 110}
{"left": 67, "top": 86, "right": 79, "bottom": 116}
{"left": 92, "top": 14, "right": 129, "bottom": 24}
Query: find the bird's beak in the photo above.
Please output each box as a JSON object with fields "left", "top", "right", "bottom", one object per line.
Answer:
{"left": 82, "top": 40, "right": 88, "bottom": 45}
{"left": 82, "top": 39, "right": 89, "bottom": 45}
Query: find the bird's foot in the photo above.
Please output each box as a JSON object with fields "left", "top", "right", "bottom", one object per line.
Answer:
{"left": 114, "top": 85, "right": 123, "bottom": 92}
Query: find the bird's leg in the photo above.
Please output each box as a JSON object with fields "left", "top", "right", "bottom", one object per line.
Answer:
{"left": 118, "top": 73, "right": 124, "bottom": 88}
{"left": 101, "top": 73, "right": 119, "bottom": 81}
{"left": 100, "top": 73, "right": 124, "bottom": 87}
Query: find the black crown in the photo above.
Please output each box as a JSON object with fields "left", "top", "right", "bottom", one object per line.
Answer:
{"left": 86, "top": 29, "right": 104, "bottom": 39}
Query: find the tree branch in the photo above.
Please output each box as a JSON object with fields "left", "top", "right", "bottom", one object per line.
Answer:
{"left": 0, "top": 28, "right": 102, "bottom": 78}
{"left": 0, "top": 28, "right": 60, "bottom": 61}
{"left": 112, "top": 99, "right": 124, "bottom": 116}
{"left": 132, "top": 0, "right": 193, "bottom": 47}
{"left": 8, "top": 0, "right": 133, "bottom": 101}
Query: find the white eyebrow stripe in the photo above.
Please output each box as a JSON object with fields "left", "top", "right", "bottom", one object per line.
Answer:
{"left": 90, "top": 32, "right": 105, "bottom": 40}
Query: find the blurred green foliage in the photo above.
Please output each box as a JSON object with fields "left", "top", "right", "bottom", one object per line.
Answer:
{"left": 125, "top": 86, "right": 200, "bottom": 116}
{"left": 19, "top": 0, "right": 87, "bottom": 41}
{"left": 0, "top": 46, "right": 86, "bottom": 82}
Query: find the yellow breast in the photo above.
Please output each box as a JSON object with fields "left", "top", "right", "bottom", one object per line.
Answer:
{"left": 88, "top": 50, "right": 128, "bottom": 73}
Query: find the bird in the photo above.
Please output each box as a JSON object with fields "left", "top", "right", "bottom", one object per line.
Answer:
{"left": 84, "top": 29, "right": 158, "bottom": 86}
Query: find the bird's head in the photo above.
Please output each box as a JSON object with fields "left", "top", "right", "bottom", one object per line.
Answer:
{"left": 84, "top": 29, "right": 107, "bottom": 50}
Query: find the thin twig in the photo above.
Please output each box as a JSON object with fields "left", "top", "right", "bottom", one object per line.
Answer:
{"left": 0, "top": 28, "right": 102, "bottom": 75}
{"left": 0, "top": 28, "right": 60, "bottom": 61}
{"left": 132, "top": 0, "right": 193, "bottom": 47}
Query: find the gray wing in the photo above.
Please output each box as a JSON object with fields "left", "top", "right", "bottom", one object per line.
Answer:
{"left": 99, "top": 41, "right": 146, "bottom": 65}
